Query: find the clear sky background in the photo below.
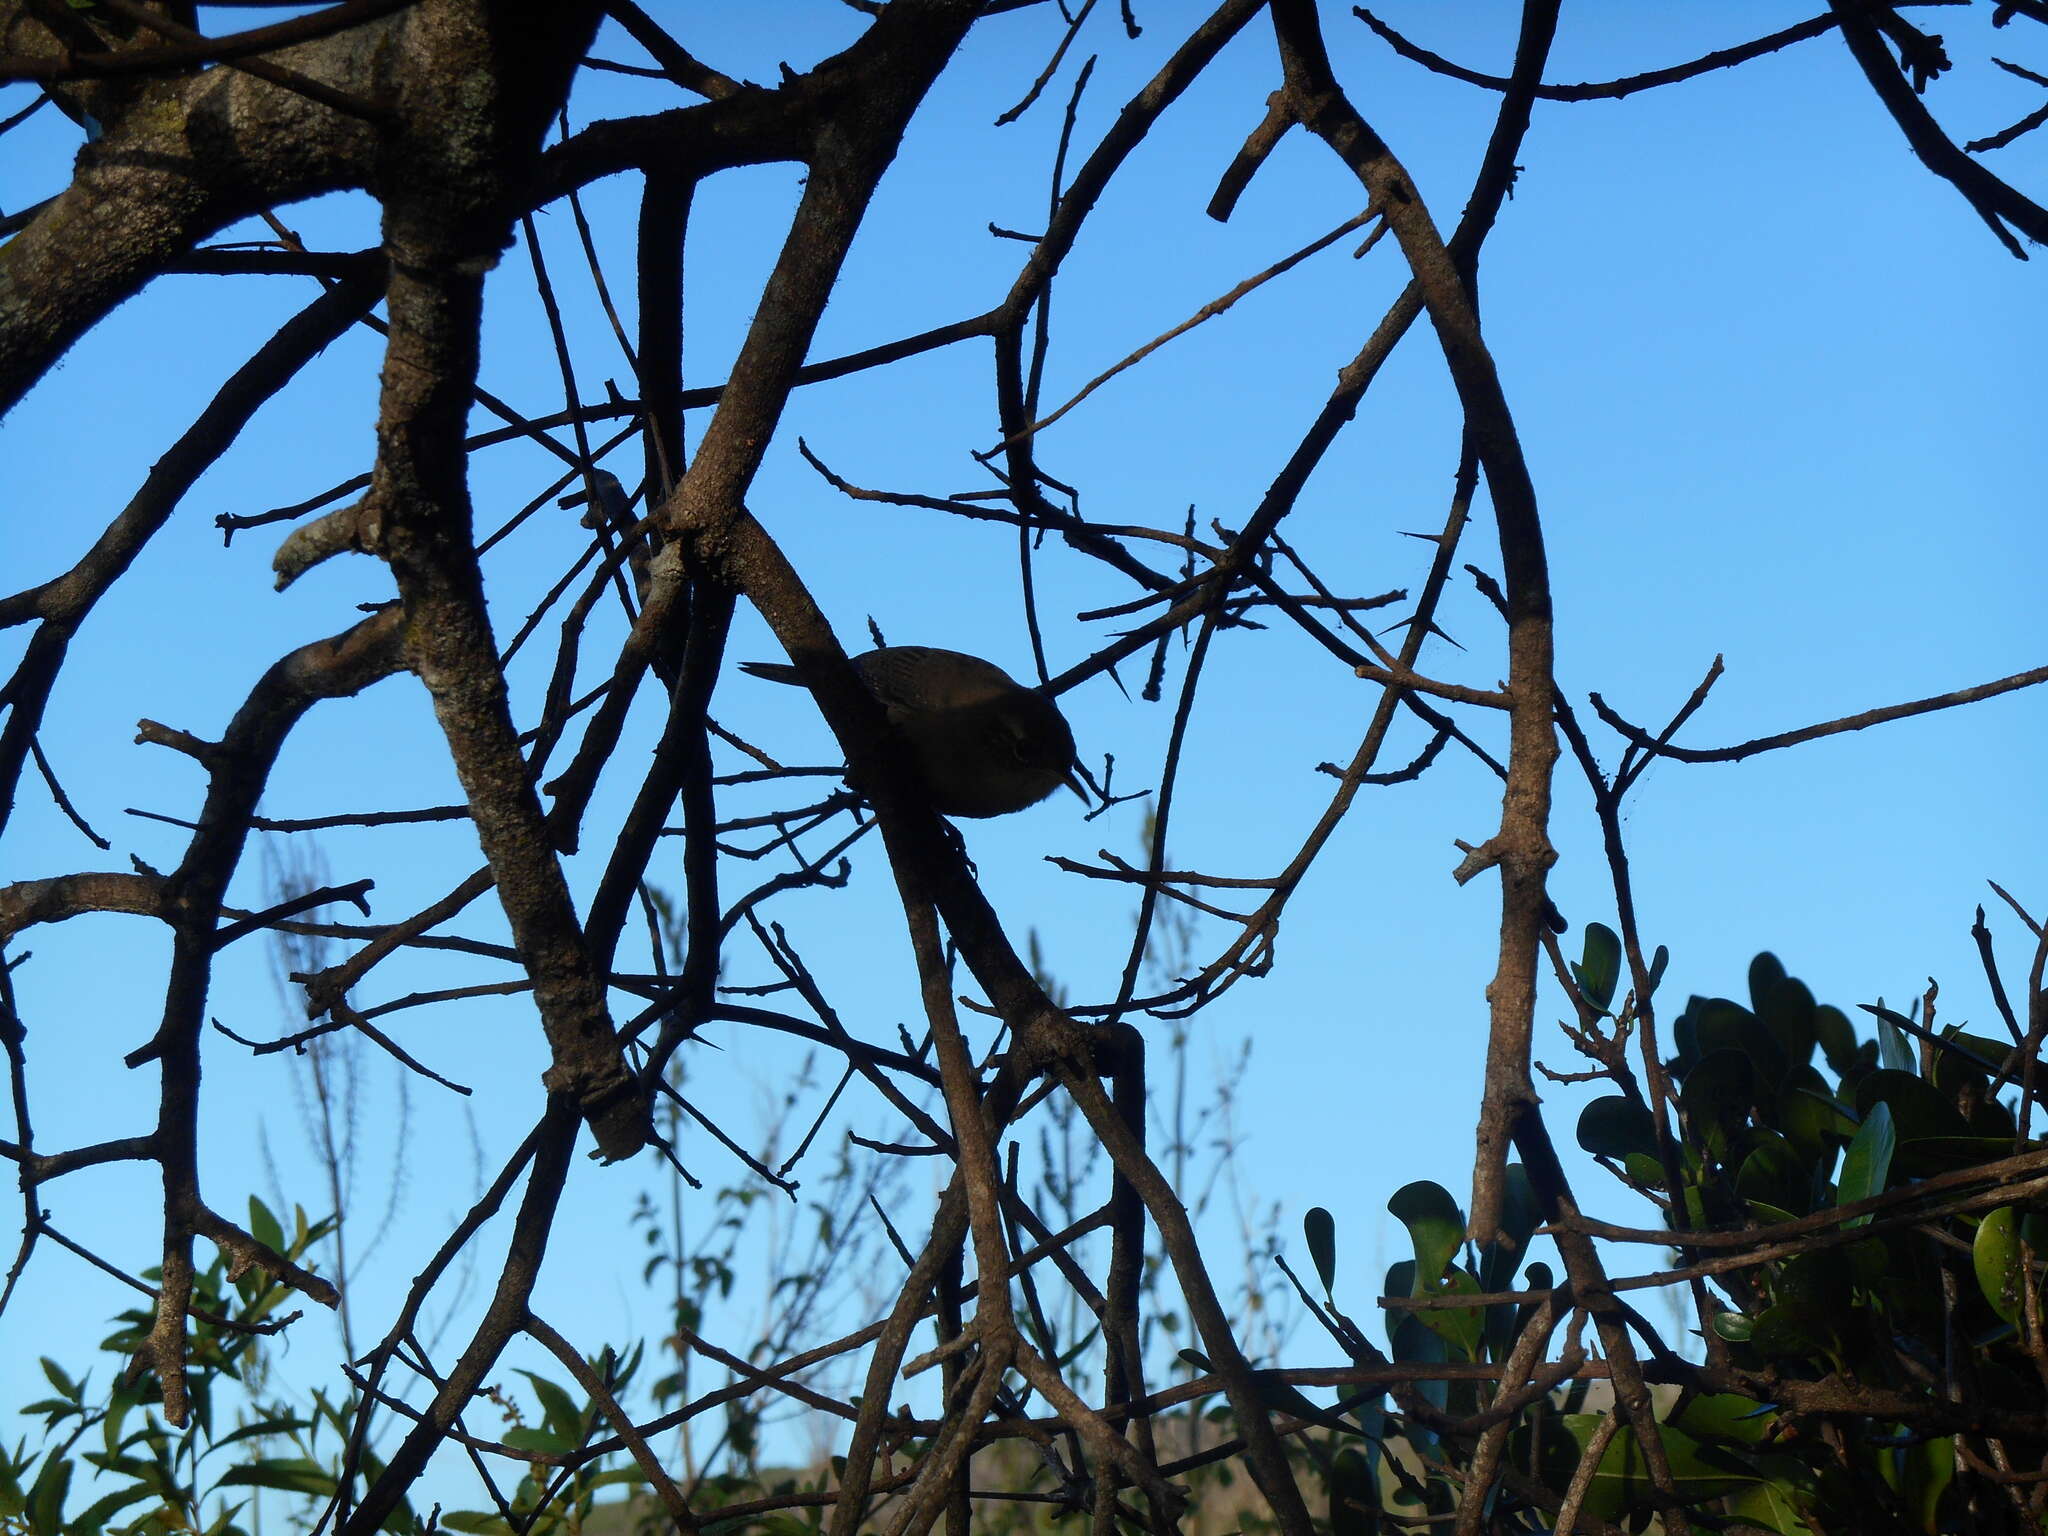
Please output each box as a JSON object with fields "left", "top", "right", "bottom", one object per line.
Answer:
{"left": 3, "top": 0, "right": 2044, "bottom": 1514}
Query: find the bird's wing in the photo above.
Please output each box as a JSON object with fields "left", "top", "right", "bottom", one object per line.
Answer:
{"left": 854, "top": 647, "right": 1019, "bottom": 710}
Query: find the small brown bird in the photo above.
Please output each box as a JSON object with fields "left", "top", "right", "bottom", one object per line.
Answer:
{"left": 740, "top": 646, "right": 1082, "bottom": 819}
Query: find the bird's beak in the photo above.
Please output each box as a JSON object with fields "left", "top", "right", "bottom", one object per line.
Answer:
{"left": 1064, "top": 767, "right": 1089, "bottom": 804}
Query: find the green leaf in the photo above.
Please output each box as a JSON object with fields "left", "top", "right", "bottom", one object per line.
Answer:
{"left": 1680, "top": 1180, "right": 1710, "bottom": 1228}
{"left": 40, "top": 1357, "right": 81, "bottom": 1401}
{"left": 1674, "top": 997, "right": 1704, "bottom": 1072}
{"left": 1329, "top": 1445, "right": 1377, "bottom": 1536}
{"left": 1681, "top": 1049, "right": 1758, "bottom": 1163}
{"left": 1771, "top": 1249, "right": 1851, "bottom": 1324}
{"left": 1867, "top": 1003, "right": 1990, "bottom": 1073}
{"left": 27, "top": 1450, "right": 70, "bottom": 1536}
{"left": 1479, "top": 1163, "right": 1541, "bottom": 1292}
{"left": 503, "top": 1424, "right": 568, "bottom": 1454}
{"left": 1895, "top": 1134, "right": 2024, "bottom": 1177}
{"left": 1349, "top": 1400, "right": 1386, "bottom": 1487}
{"left": 1898, "top": 1435, "right": 1955, "bottom": 1533}
{"left": 1508, "top": 1261, "right": 1556, "bottom": 1350}
{"left": 1875, "top": 1009, "right": 1913, "bottom": 1072}
{"left": 1843, "top": 1236, "right": 1890, "bottom": 1288}
{"left": 1757, "top": 977, "right": 1817, "bottom": 1076}
{"left": 1975, "top": 1207, "right": 2023, "bottom": 1324}
{"left": 1854, "top": 1070, "right": 1971, "bottom": 1143}
{"left": 1777, "top": 1067, "right": 1856, "bottom": 1159}
{"left": 208, "top": 1413, "right": 316, "bottom": 1454}
{"left": 1813, "top": 1005, "right": 1856, "bottom": 1072}
{"left": 1304, "top": 1206, "right": 1337, "bottom": 1295}
{"left": 1388, "top": 1313, "right": 1448, "bottom": 1420}
{"left": 1558, "top": 1415, "right": 1757, "bottom": 1524}
{"left": 1416, "top": 1266, "right": 1485, "bottom": 1360}
{"left": 1965, "top": 1088, "right": 2018, "bottom": 1140}
{"left": 1747, "top": 1304, "right": 1829, "bottom": 1359}
{"left": 247, "top": 1196, "right": 285, "bottom": 1258}
{"left": 215, "top": 1456, "right": 336, "bottom": 1498}
{"left": 519, "top": 1369, "right": 586, "bottom": 1444}
{"left": 1725, "top": 1478, "right": 1808, "bottom": 1536}
{"left": 1577, "top": 1096, "right": 1657, "bottom": 1159}
{"left": 1737, "top": 1133, "right": 1810, "bottom": 1216}
{"left": 1621, "top": 1151, "right": 1668, "bottom": 1191}
{"left": 1498, "top": 1162, "right": 1540, "bottom": 1254}
{"left": 1672, "top": 1393, "right": 1777, "bottom": 1446}
{"left": 439, "top": 1513, "right": 516, "bottom": 1535}
{"left": 1837, "top": 1101, "right": 1896, "bottom": 1224}
{"left": 1646, "top": 945, "right": 1670, "bottom": 997}
{"left": 1692, "top": 997, "right": 1752, "bottom": 1056}
{"left": 1387, "top": 1182, "right": 1464, "bottom": 1290}
{"left": 1921, "top": 1030, "right": 2004, "bottom": 1100}
{"left": 69, "top": 1483, "right": 158, "bottom": 1536}
{"left": 1697, "top": 997, "right": 1787, "bottom": 1086}
{"left": 1575, "top": 923, "right": 1622, "bottom": 1012}
{"left": 1748, "top": 952, "right": 1789, "bottom": 1015}
{"left": 1710, "top": 1310, "right": 1754, "bottom": 1341}
{"left": 1954, "top": 1027, "right": 2015, "bottom": 1070}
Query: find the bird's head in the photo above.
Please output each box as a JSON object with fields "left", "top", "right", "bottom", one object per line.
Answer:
{"left": 994, "top": 693, "right": 1086, "bottom": 805}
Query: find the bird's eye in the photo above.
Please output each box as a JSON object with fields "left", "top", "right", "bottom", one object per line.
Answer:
{"left": 998, "top": 719, "right": 1034, "bottom": 762}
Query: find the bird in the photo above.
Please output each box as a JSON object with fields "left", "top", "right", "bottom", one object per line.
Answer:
{"left": 739, "top": 646, "right": 1083, "bottom": 819}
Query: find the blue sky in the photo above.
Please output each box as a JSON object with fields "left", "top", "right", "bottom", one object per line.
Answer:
{"left": 3, "top": 0, "right": 2044, "bottom": 1512}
